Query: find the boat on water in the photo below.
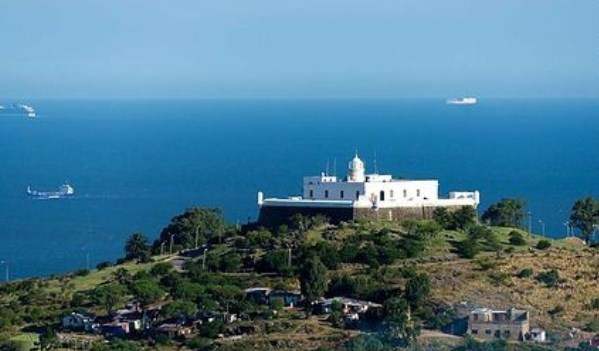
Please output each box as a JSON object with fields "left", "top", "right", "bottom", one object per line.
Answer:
{"left": 447, "top": 97, "right": 477, "bottom": 105}
{"left": 0, "top": 103, "right": 37, "bottom": 118}
{"left": 27, "top": 184, "right": 75, "bottom": 199}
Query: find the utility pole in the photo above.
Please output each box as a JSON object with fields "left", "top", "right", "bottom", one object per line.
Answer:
{"left": 538, "top": 220, "right": 545, "bottom": 237}
{"left": 287, "top": 246, "right": 292, "bottom": 267}
{"left": 169, "top": 234, "right": 174, "bottom": 255}
{"left": 202, "top": 248, "right": 208, "bottom": 270}
{"left": 527, "top": 212, "right": 532, "bottom": 234}
{"left": 195, "top": 225, "right": 201, "bottom": 249}
{"left": 160, "top": 242, "right": 165, "bottom": 256}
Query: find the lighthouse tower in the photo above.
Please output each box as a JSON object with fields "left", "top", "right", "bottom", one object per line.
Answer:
{"left": 347, "top": 154, "right": 365, "bottom": 182}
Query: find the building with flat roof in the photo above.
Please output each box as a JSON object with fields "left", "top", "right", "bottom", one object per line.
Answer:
{"left": 467, "top": 307, "right": 530, "bottom": 341}
{"left": 257, "top": 153, "right": 479, "bottom": 225}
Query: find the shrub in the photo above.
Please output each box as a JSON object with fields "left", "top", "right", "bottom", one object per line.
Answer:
{"left": 96, "top": 261, "right": 113, "bottom": 270}
{"left": 536, "top": 240, "right": 551, "bottom": 250}
{"left": 548, "top": 304, "right": 564, "bottom": 316}
{"left": 517, "top": 268, "right": 533, "bottom": 279}
{"left": 590, "top": 297, "right": 599, "bottom": 310}
{"left": 536, "top": 269, "right": 562, "bottom": 288}
{"left": 508, "top": 231, "right": 526, "bottom": 246}
{"left": 584, "top": 318, "right": 599, "bottom": 332}
{"left": 457, "top": 238, "right": 480, "bottom": 258}
{"left": 74, "top": 269, "right": 90, "bottom": 277}
{"left": 476, "top": 258, "right": 497, "bottom": 271}
{"left": 150, "top": 262, "right": 172, "bottom": 276}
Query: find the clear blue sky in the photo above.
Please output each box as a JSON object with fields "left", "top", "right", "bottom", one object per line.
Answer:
{"left": 1, "top": 0, "right": 596, "bottom": 98}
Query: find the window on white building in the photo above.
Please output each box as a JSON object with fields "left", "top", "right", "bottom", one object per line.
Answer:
{"left": 417, "top": 189, "right": 421, "bottom": 197}
{"left": 325, "top": 190, "right": 329, "bottom": 198}
{"left": 379, "top": 191, "right": 385, "bottom": 201}
{"left": 340, "top": 190, "right": 344, "bottom": 199}
{"left": 309, "top": 190, "right": 313, "bottom": 198}
{"left": 355, "top": 191, "right": 360, "bottom": 199}
{"left": 390, "top": 190, "right": 394, "bottom": 198}
{"left": 403, "top": 189, "right": 407, "bottom": 198}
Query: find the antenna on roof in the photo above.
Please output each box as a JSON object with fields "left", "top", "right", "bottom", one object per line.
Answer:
{"left": 373, "top": 151, "right": 378, "bottom": 174}
{"left": 333, "top": 158, "right": 337, "bottom": 177}
{"left": 326, "top": 160, "right": 330, "bottom": 176}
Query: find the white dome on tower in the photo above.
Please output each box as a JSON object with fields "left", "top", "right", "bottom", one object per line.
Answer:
{"left": 348, "top": 153, "right": 366, "bottom": 182}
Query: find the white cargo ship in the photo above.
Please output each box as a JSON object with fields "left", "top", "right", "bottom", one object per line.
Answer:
{"left": 446, "top": 97, "right": 477, "bottom": 105}
{"left": 0, "top": 103, "right": 37, "bottom": 118}
{"left": 27, "top": 184, "right": 75, "bottom": 199}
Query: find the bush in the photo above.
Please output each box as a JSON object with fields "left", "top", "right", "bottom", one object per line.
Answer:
{"left": 150, "top": 262, "right": 172, "bottom": 276}
{"left": 508, "top": 231, "right": 526, "bottom": 246}
{"left": 198, "top": 321, "right": 224, "bottom": 339}
{"left": 74, "top": 269, "right": 90, "bottom": 277}
{"left": 536, "top": 269, "right": 561, "bottom": 288}
{"left": 536, "top": 240, "right": 551, "bottom": 250}
{"left": 590, "top": 297, "right": 599, "bottom": 310}
{"left": 457, "top": 238, "right": 480, "bottom": 258}
{"left": 584, "top": 318, "right": 599, "bottom": 332}
{"left": 517, "top": 268, "right": 533, "bottom": 279}
{"left": 476, "top": 257, "right": 497, "bottom": 271}
{"left": 96, "top": 261, "right": 113, "bottom": 270}
{"left": 548, "top": 304, "right": 564, "bottom": 316}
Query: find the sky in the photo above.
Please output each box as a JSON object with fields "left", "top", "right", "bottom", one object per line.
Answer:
{"left": 0, "top": 0, "right": 597, "bottom": 99}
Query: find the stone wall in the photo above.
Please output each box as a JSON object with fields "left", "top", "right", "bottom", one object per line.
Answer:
{"left": 353, "top": 205, "right": 470, "bottom": 222}
{"left": 258, "top": 205, "right": 354, "bottom": 227}
{"left": 258, "top": 204, "right": 474, "bottom": 227}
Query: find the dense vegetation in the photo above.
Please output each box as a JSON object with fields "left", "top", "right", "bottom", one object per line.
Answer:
{"left": 0, "top": 197, "right": 597, "bottom": 351}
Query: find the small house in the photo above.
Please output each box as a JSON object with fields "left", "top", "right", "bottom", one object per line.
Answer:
{"left": 244, "top": 287, "right": 272, "bottom": 304}
{"left": 315, "top": 297, "right": 383, "bottom": 315}
{"left": 155, "top": 323, "right": 194, "bottom": 338}
{"left": 468, "top": 307, "right": 530, "bottom": 341}
{"left": 62, "top": 312, "right": 97, "bottom": 332}
{"left": 267, "top": 290, "right": 302, "bottom": 308}
{"left": 528, "top": 328, "right": 546, "bottom": 342}
{"left": 101, "top": 322, "right": 130, "bottom": 337}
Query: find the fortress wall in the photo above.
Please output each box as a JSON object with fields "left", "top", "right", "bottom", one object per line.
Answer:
{"left": 258, "top": 205, "right": 354, "bottom": 227}
{"left": 258, "top": 204, "right": 474, "bottom": 226}
{"left": 354, "top": 204, "right": 473, "bottom": 222}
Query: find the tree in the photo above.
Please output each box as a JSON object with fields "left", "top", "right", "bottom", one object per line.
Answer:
{"left": 156, "top": 208, "right": 226, "bottom": 249}
{"left": 481, "top": 198, "right": 526, "bottom": 227}
{"left": 130, "top": 279, "right": 165, "bottom": 306}
{"left": 404, "top": 273, "right": 430, "bottom": 311}
{"left": 299, "top": 256, "right": 327, "bottom": 302}
{"left": 328, "top": 300, "right": 345, "bottom": 328}
{"left": 93, "top": 283, "right": 127, "bottom": 314}
{"left": 124, "top": 233, "right": 151, "bottom": 262}
{"left": 162, "top": 300, "right": 199, "bottom": 319}
{"left": 452, "top": 206, "right": 478, "bottom": 231}
{"left": 570, "top": 197, "right": 599, "bottom": 243}
{"left": 112, "top": 268, "right": 132, "bottom": 285}
{"left": 39, "top": 327, "right": 58, "bottom": 350}
{"left": 383, "top": 297, "right": 420, "bottom": 345}
{"left": 432, "top": 207, "right": 455, "bottom": 230}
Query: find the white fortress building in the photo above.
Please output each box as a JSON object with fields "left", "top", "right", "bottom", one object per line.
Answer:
{"left": 257, "top": 154, "right": 480, "bottom": 225}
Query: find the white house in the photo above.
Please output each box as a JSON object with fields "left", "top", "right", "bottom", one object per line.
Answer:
{"left": 257, "top": 153, "right": 479, "bottom": 224}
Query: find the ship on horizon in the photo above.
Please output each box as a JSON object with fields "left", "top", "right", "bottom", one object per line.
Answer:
{"left": 0, "top": 103, "right": 37, "bottom": 118}
{"left": 27, "top": 183, "right": 75, "bottom": 199}
{"left": 446, "top": 97, "right": 477, "bottom": 105}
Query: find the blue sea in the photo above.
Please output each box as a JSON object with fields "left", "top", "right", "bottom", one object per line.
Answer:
{"left": 1, "top": 99, "right": 598, "bottom": 279}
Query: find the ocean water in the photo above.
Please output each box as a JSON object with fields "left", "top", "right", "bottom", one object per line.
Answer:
{"left": 1, "top": 99, "right": 598, "bottom": 279}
